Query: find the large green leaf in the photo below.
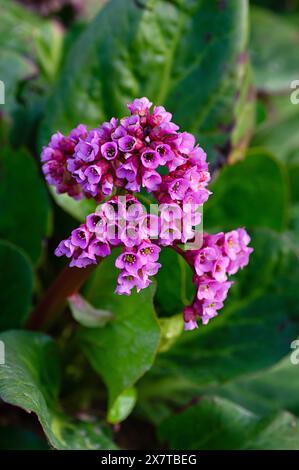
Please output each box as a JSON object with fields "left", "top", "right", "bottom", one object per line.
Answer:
{"left": 0, "top": 147, "right": 50, "bottom": 263}
{"left": 159, "top": 396, "right": 299, "bottom": 450}
{"left": 0, "top": 0, "right": 63, "bottom": 111}
{"left": 78, "top": 252, "right": 161, "bottom": 419}
{"left": 250, "top": 6, "right": 299, "bottom": 93}
{"left": 143, "top": 229, "right": 299, "bottom": 393}
{"left": 0, "top": 241, "right": 33, "bottom": 331}
{"left": 215, "top": 355, "right": 299, "bottom": 418}
{"left": 0, "top": 0, "right": 38, "bottom": 111}
{"left": 251, "top": 96, "right": 299, "bottom": 202}
{"left": 0, "top": 330, "right": 117, "bottom": 450}
{"left": 40, "top": 0, "right": 251, "bottom": 167}
{"left": 204, "top": 149, "right": 289, "bottom": 232}
{"left": 252, "top": 103, "right": 299, "bottom": 164}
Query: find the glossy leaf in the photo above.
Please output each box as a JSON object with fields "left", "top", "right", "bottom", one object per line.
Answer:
{"left": 0, "top": 330, "right": 117, "bottom": 450}
{"left": 78, "top": 252, "right": 161, "bottom": 418}
{"left": 0, "top": 147, "right": 50, "bottom": 263}
{"left": 107, "top": 387, "right": 137, "bottom": 424}
{"left": 250, "top": 7, "right": 299, "bottom": 92}
{"left": 40, "top": 0, "right": 251, "bottom": 167}
{"left": 0, "top": 241, "right": 33, "bottom": 331}
{"left": 0, "top": 0, "right": 64, "bottom": 111}
{"left": 204, "top": 149, "right": 289, "bottom": 232}
{"left": 159, "top": 396, "right": 299, "bottom": 450}
{"left": 252, "top": 105, "right": 299, "bottom": 164}
{"left": 216, "top": 354, "right": 299, "bottom": 417}
{"left": 251, "top": 97, "right": 299, "bottom": 202}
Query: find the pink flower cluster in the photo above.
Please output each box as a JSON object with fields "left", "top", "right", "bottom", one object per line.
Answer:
{"left": 41, "top": 97, "right": 210, "bottom": 206}
{"left": 55, "top": 195, "right": 162, "bottom": 294}
{"left": 183, "top": 229, "right": 253, "bottom": 330}
{"left": 42, "top": 97, "right": 253, "bottom": 330}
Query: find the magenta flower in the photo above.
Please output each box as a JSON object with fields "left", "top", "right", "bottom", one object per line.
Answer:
{"left": 120, "top": 224, "right": 143, "bottom": 248}
{"left": 88, "top": 239, "right": 111, "bottom": 258}
{"left": 153, "top": 143, "right": 173, "bottom": 164}
{"left": 55, "top": 239, "right": 75, "bottom": 258}
{"left": 101, "top": 141, "right": 118, "bottom": 160}
{"left": 115, "top": 271, "right": 140, "bottom": 295}
{"left": 194, "top": 247, "right": 219, "bottom": 276}
{"left": 212, "top": 257, "right": 230, "bottom": 282}
{"left": 86, "top": 213, "right": 106, "bottom": 235}
{"left": 118, "top": 135, "right": 137, "bottom": 153}
{"left": 127, "top": 97, "right": 152, "bottom": 116}
{"left": 84, "top": 165, "right": 102, "bottom": 185}
{"left": 141, "top": 149, "right": 160, "bottom": 169}
{"left": 138, "top": 242, "right": 160, "bottom": 263}
{"left": 70, "top": 251, "right": 96, "bottom": 268}
{"left": 115, "top": 251, "right": 143, "bottom": 274}
{"left": 75, "top": 138, "right": 99, "bottom": 163}
{"left": 71, "top": 226, "right": 91, "bottom": 250}
{"left": 116, "top": 159, "right": 138, "bottom": 182}
{"left": 142, "top": 170, "right": 162, "bottom": 192}
{"left": 183, "top": 230, "right": 252, "bottom": 330}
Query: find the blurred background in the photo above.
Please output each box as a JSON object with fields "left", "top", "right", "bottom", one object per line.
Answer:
{"left": 1, "top": 0, "right": 299, "bottom": 450}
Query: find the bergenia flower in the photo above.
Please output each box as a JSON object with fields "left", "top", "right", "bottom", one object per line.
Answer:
{"left": 42, "top": 97, "right": 253, "bottom": 330}
{"left": 183, "top": 229, "right": 253, "bottom": 330}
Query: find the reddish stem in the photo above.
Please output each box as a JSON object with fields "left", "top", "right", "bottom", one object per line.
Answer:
{"left": 171, "top": 244, "right": 186, "bottom": 258}
{"left": 27, "top": 264, "right": 97, "bottom": 331}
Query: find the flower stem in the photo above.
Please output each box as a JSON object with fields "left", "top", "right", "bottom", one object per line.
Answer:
{"left": 27, "top": 264, "right": 97, "bottom": 331}
{"left": 171, "top": 244, "right": 186, "bottom": 257}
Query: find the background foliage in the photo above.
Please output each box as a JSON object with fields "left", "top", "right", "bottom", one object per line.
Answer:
{"left": 1, "top": 0, "right": 299, "bottom": 450}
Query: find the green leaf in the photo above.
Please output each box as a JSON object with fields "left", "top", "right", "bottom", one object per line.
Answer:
{"left": 155, "top": 248, "right": 194, "bottom": 316}
{"left": 0, "top": 330, "right": 117, "bottom": 450}
{"left": 147, "top": 229, "right": 299, "bottom": 391}
{"left": 215, "top": 355, "right": 299, "bottom": 418}
{"left": 0, "top": 241, "right": 33, "bottom": 331}
{"left": 40, "top": 0, "right": 251, "bottom": 166}
{"left": 78, "top": 252, "right": 161, "bottom": 419}
{"left": 0, "top": 0, "right": 63, "bottom": 111}
{"left": 107, "top": 387, "right": 137, "bottom": 425}
{"left": 159, "top": 396, "right": 299, "bottom": 450}
{"left": 250, "top": 6, "right": 299, "bottom": 93}
{"left": 0, "top": 147, "right": 50, "bottom": 263}
{"left": 68, "top": 293, "right": 113, "bottom": 328}
{"left": 0, "top": 0, "right": 38, "bottom": 111}
{"left": 158, "top": 314, "right": 184, "bottom": 353}
{"left": 49, "top": 186, "right": 97, "bottom": 223}
{"left": 252, "top": 105, "right": 299, "bottom": 164}
{"left": 35, "top": 21, "right": 64, "bottom": 83}
{"left": 251, "top": 96, "right": 299, "bottom": 203}
{"left": 0, "top": 0, "right": 43, "bottom": 55}
{"left": 204, "top": 149, "right": 289, "bottom": 232}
